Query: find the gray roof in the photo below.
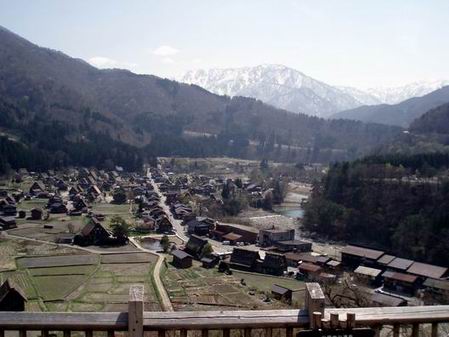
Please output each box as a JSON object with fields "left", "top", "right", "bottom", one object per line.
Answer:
{"left": 424, "top": 278, "right": 449, "bottom": 291}
{"left": 172, "top": 250, "right": 192, "bottom": 260}
{"left": 271, "top": 284, "right": 291, "bottom": 295}
{"left": 354, "top": 265, "right": 382, "bottom": 277}
{"left": 342, "top": 245, "right": 384, "bottom": 260}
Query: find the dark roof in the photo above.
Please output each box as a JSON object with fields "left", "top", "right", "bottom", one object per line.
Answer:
{"left": 172, "top": 250, "right": 192, "bottom": 260}
{"left": 382, "top": 271, "right": 418, "bottom": 284}
{"left": 294, "top": 253, "right": 320, "bottom": 264}
{"left": 342, "top": 245, "right": 384, "bottom": 260}
{"left": 271, "top": 284, "right": 291, "bottom": 295}
{"left": 377, "top": 254, "right": 396, "bottom": 265}
{"left": 0, "top": 279, "right": 27, "bottom": 303}
{"left": 263, "top": 252, "right": 287, "bottom": 268}
{"left": 407, "top": 262, "right": 448, "bottom": 279}
{"left": 387, "top": 258, "right": 414, "bottom": 271}
{"left": 185, "top": 235, "right": 208, "bottom": 256}
{"left": 298, "top": 262, "right": 322, "bottom": 273}
{"left": 230, "top": 248, "right": 260, "bottom": 268}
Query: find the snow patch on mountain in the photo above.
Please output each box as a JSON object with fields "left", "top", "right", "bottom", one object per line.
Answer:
{"left": 181, "top": 65, "right": 449, "bottom": 118}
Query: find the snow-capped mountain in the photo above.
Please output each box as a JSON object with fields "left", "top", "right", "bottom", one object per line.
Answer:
{"left": 181, "top": 64, "right": 375, "bottom": 118}
{"left": 181, "top": 65, "right": 449, "bottom": 118}
{"left": 364, "top": 80, "right": 449, "bottom": 105}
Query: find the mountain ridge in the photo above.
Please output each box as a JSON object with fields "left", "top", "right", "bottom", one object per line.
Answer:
{"left": 332, "top": 85, "right": 449, "bottom": 127}
{"left": 181, "top": 64, "right": 449, "bottom": 118}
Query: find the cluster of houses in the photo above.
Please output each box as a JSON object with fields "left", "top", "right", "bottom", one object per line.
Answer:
{"left": 342, "top": 245, "right": 449, "bottom": 304}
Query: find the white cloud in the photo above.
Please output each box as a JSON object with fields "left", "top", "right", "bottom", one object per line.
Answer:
{"left": 192, "top": 58, "right": 203, "bottom": 64}
{"left": 88, "top": 56, "right": 137, "bottom": 69}
{"left": 152, "top": 45, "right": 179, "bottom": 56}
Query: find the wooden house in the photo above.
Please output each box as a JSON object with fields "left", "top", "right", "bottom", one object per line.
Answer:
{"left": 0, "top": 279, "right": 27, "bottom": 311}
{"left": 274, "top": 240, "right": 312, "bottom": 253}
{"left": 172, "top": 250, "right": 193, "bottom": 269}
{"left": 74, "top": 219, "right": 111, "bottom": 246}
{"left": 184, "top": 235, "right": 208, "bottom": 259}
{"left": 156, "top": 216, "right": 173, "bottom": 234}
{"left": 354, "top": 266, "right": 383, "bottom": 286}
{"left": 262, "top": 252, "right": 287, "bottom": 276}
{"left": 341, "top": 245, "right": 385, "bottom": 269}
{"left": 382, "top": 271, "right": 419, "bottom": 296}
{"left": 423, "top": 278, "right": 449, "bottom": 302}
{"left": 49, "top": 203, "right": 68, "bottom": 214}
{"left": 0, "top": 216, "right": 17, "bottom": 229}
{"left": 297, "top": 262, "right": 322, "bottom": 280}
{"left": 201, "top": 255, "right": 219, "bottom": 269}
{"left": 229, "top": 248, "right": 261, "bottom": 272}
{"left": 259, "top": 228, "right": 295, "bottom": 247}
{"left": 29, "top": 181, "right": 46, "bottom": 195}
{"left": 30, "top": 208, "right": 43, "bottom": 220}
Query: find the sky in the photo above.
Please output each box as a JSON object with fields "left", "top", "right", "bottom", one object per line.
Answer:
{"left": 1, "top": 0, "right": 449, "bottom": 88}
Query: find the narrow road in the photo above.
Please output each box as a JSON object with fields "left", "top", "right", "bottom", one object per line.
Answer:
{"left": 129, "top": 236, "right": 173, "bottom": 311}
{"left": 146, "top": 169, "right": 188, "bottom": 242}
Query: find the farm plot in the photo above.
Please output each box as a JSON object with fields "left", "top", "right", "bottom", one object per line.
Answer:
{"left": 162, "top": 259, "right": 289, "bottom": 311}
{"left": 9, "top": 217, "right": 84, "bottom": 242}
{"left": 101, "top": 252, "right": 157, "bottom": 264}
{"left": 70, "top": 262, "right": 160, "bottom": 312}
{"left": 0, "top": 270, "right": 38, "bottom": 300}
{"left": 17, "top": 254, "right": 99, "bottom": 268}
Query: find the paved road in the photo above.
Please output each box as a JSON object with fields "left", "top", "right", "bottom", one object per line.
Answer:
{"left": 146, "top": 169, "right": 233, "bottom": 255}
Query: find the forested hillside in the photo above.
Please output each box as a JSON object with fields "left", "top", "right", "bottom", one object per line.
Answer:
{"left": 304, "top": 104, "right": 449, "bottom": 266}
{"left": 0, "top": 25, "right": 401, "bottom": 173}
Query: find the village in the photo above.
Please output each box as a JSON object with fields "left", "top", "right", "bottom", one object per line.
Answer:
{"left": 0, "top": 158, "right": 448, "bottom": 313}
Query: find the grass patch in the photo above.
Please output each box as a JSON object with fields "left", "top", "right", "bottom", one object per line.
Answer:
{"left": 29, "top": 265, "right": 96, "bottom": 276}
{"left": 34, "top": 274, "right": 89, "bottom": 301}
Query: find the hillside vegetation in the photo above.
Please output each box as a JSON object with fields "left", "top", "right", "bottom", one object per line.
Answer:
{"left": 0, "top": 25, "right": 401, "bottom": 173}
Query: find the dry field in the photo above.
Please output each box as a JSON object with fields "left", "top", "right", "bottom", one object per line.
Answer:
{"left": 162, "top": 258, "right": 292, "bottom": 311}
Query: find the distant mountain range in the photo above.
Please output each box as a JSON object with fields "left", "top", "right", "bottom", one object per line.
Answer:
{"left": 332, "top": 85, "right": 449, "bottom": 127}
{"left": 181, "top": 65, "right": 449, "bottom": 118}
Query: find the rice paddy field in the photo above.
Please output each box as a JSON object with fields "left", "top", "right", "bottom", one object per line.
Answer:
{"left": 0, "top": 239, "right": 160, "bottom": 312}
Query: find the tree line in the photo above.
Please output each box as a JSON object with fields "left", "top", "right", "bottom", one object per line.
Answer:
{"left": 303, "top": 154, "right": 449, "bottom": 266}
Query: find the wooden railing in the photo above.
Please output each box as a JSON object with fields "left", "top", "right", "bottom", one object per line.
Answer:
{"left": 0, "top": 284, "right": 448, "bottom": 337}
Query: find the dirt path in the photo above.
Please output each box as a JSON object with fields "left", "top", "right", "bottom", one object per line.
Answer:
{"left": 129, "top": 236, "right": 173, "bottom": 311}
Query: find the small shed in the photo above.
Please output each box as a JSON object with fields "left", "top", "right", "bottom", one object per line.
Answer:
{"left": 172, "top": 250, "right": 193, "bottom": 269}
{"left": 354, "top": 265, "right": 383, "bottom": 286}
{"left": 271, "top": 284, "right": 292, "bottom": 303}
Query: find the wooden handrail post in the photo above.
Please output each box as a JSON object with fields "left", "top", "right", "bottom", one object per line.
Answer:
{"left": 305, "top": 283, "right": 325, "bottom": 329}
{"left": 129, "top": 285, "right": 144, "bottom": 337}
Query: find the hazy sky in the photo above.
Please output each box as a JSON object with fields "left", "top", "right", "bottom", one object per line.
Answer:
{"left": 1, "top": 0, "right": 449, "bottom": 88}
